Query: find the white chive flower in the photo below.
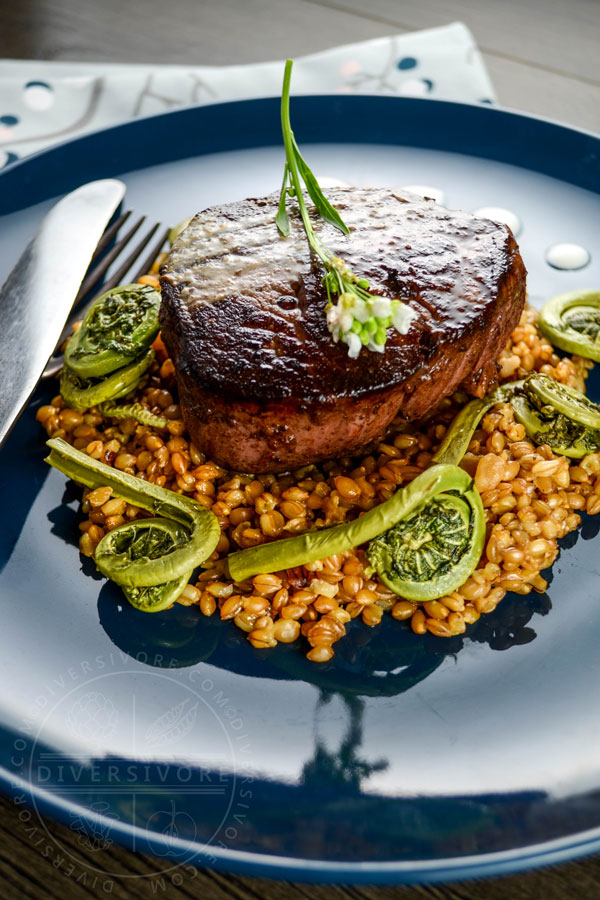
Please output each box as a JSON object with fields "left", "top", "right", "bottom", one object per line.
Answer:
{"left": 391, "top": 300, "right": 416, "bottom": 335}
{"left": 370, "top": 297, "right": 392, "bottom": 319}
{"left": 326, "top": 292, "right": 415, "bottom": 358}
{"left": 343, "top": 331, "right": 362, "bottom": 359}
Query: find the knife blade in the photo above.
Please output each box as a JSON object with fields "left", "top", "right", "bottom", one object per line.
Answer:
{"left": 0, "top": 179, "right": 126, "bottom": 449}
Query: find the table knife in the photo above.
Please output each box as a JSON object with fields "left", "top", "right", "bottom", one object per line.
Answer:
{"left": 0, "top": 179, "right": 126, "bottom": 449}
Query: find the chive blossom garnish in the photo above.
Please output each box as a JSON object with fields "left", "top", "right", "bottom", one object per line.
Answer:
{"left": 277, "top": 59, "right": 416, "bottom": 359}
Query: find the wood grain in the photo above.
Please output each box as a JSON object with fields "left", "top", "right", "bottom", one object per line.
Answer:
{"left": 0, "top": 0, "right": 599, "bottom": 896}
{"left": 1, "top": 0, "right": 597, "bottom": 131}
{"left": 306, "top": 0, "right": 600, "bottom": 83}
{"left": 304, "top": 0, "right": 600, "bottom": 130}
{"left": 0, "top": 0, "right": 391, "bottom": 65}
{"left": 2, "top": 790, "right": 600, "bottom": 900}
{"left": 482, "top": 54, "right": 600, "bottom": 130}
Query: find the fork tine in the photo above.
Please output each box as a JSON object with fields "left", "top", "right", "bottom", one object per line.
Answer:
{"left": 99, "top": 221, "right": 161, "bottom": 290}
{"left": 58, "top": 220, "right": 157, "bottom": 345}
{"left": 73, "top": 214, "right": 146, "bottom": 304}
{"left": 71, "top": 221, "right": 162, "bottom": 328}
{"left": 131, "top": 226, "right": 170, "bottom": 282}
{"left": 89, "top": 209, "right": 132, "bottom": 263}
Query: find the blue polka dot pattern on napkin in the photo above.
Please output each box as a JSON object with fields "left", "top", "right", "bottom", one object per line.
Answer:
{"left": 0, "top": 22, "right": 495, "bottom": 169}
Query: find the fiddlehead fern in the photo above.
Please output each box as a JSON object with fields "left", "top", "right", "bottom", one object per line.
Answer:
{"left": 538, "top": 290, "right": 600, "bottom": 362}
{"left": 65, "top": 283, "right": 161, "bottom": 378}
{"left": 365, "top": 466, "right": 485, "bottom": 601}
{"left": 45, "top": 438, "right": 220, "bottom": 612}
{"left": 60, "top": 349, "right": 154, "bottom": 410}
{"left": 434, "top": 373, "right": 600, "bottom": 464}
{"left": 228, "top": 464, "right": 485, "bottom": 602}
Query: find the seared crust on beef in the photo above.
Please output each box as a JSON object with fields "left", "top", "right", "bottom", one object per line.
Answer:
{"left": 160, "top": 187, "right": 526, "bottom": 472}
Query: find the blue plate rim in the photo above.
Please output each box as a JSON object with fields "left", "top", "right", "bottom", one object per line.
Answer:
{"left": 0, "top": 93, "right": 598, "bottom": 217}
{"left": 2, "top": 92, "right": 599, "bottom": 178}
{"left": 1, "top": 93, "right": 599, "bottom": 884}
{"left": 5, "top": 768, "right": 600, "bottom": 884}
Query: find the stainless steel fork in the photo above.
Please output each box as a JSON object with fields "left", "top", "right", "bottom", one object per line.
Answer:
{"left": 42, "top": 211, "right": 169, "bottom": 378}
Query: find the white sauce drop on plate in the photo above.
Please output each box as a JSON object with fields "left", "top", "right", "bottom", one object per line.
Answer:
{"left": 23, "top": 82, "right": 55, "bottom": 111}
{"left": 316, "top": 176, "right": 350, "bottom": 188}
{"left": 473, "top": 206, "right": 521, "bottom": 236}
{"left": 398, "top": 78, "right": 430, "bottom": 97}
{"left": 545, "top": 242, "right": 591, "bottom": 270}
{"left": 400, "top": 184, "right": 445, "bottom": 204}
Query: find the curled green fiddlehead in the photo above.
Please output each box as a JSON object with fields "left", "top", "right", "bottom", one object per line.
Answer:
{"left": 538, "top": 290, "right": 600, "bottom": 362}
{"left": 365, "top": 466, "right": 485, "bottom": 601}
{"left": 512, "top": 373, "right": 600, "bottom": 458}
{"left": 60, "top": 349, "right": 154, "bottom": 410}
{"left": 433, "top": 372, "right": 600, "bottom": 464}
{"left": 98, "top": 520, "right": 194, "bottom": 612}
{"left": 65, "top": 283, "right": 161, "bottom": 378}
{"left": 228, "top": 464, "right": 485, "bottom": 601}
{"left": 45, "top": 438, "right": 220, "bottom": 612}
{"left": 123, "top": 571, "right": 193, "bottom": 612}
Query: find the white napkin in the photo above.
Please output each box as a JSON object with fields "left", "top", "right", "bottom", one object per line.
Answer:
{"left": 0, "top": 22, "right": 495, "bottom": 169}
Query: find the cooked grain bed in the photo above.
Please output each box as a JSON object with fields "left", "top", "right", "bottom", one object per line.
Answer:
{"left": 37, "top": 262, "right": 598, "bottom": 660}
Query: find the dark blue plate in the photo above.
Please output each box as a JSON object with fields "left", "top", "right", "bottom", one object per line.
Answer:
{"left": 0, "top": 96, "right": 599, "bottom": 885}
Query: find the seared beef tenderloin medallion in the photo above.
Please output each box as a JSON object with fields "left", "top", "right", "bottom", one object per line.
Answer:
{"left": 159, "top": 187, "right": 526, "bottom": 473}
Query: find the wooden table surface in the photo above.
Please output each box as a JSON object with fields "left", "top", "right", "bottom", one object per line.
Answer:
{"left": 1, "top": 1, "right": 599, "bottom": 897}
